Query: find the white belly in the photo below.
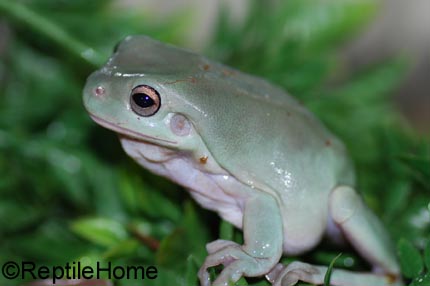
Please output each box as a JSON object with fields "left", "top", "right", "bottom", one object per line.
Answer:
{"left": 119, "top": 137, "right": 247, "bottom": 228}
{"left": 119, "top": 136, "right": 328, "bottom": 256}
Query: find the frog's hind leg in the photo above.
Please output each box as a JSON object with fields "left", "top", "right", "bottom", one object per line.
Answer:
{"left": 267, "top": 185, "right": 402, "bottom": 286}
{"left": 266, "top": 261, "right": 402, "bottom": 286}
{"left": 329, "top": 185, "right": 400, "bottom": 275}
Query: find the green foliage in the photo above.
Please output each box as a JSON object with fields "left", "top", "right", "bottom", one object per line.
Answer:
{"left": 0, "top": 0, "right": 428, "bottom": 286}
{"left": 398, "top": 239, "right": 424, "bottom": 278}
{"left": 398, "top": 239, "right": 430, "bottom": 286}
{"left": 324, "top": 253, "right": 342, "bottom": 286}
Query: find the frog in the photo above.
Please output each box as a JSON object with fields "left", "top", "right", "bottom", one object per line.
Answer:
{"left": 83, "top": 35, "right": 402, "bottom": 286}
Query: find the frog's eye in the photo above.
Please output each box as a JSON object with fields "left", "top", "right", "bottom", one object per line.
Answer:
{"left": 130, "top": 85, "right": 161, "bottom": 117}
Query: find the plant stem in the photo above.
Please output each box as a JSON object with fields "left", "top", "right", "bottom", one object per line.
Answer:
{"left": 0, "top": 0, "right": 104, "bottom": 67}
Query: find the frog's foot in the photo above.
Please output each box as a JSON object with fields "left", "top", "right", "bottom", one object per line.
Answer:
{"left": 266, "top": 262, "right": 403, "bottom": 286}
{"left": 198, "top": 241, "right": 276, "bottom": 286}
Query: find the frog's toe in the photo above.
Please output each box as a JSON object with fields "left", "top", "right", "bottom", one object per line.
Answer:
{"left": 198, "top": 267, "right": 211, "bottom": 286}
{"left": 212, "top": 260, "right": 246, "bottom": 286}
{"left": 198, "top": 244, "right": 243, "bottom": 286}
{"left": 270, "top": 262, "right": 320, "bottom": 286}
{"left": 206, "top": 239, "right": 239, "bottom": 254}
{"left": 199, "top": 243, "right": 276, "bottom": 286}
{"left": 268, "top": 261, "right": 404, "bottom": 286}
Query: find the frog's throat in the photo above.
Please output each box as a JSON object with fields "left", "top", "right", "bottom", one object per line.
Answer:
{"left": 88, "top": 113, "right": 177, "bottom": 145}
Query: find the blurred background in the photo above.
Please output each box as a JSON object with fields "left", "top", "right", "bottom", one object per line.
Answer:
{"left": 0, "top": 0, "right": 429, "bottom": 286}
{"left": 121, "top": 0, "right": 430, "bottom": 132}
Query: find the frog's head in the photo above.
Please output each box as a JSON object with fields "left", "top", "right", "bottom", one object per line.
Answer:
{"left": 83, "top": 36, "right": 210, "bottom": 150}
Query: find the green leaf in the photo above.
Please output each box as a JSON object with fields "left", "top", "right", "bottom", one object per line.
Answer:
{"left": 71, "top": 217, "right": 128, "bottom": 247}
{"left": 409, "top": 273, "right": 430, "bottom": 286}
{"left": 324, "top": 253, "right": 342, "bottom": 286}
{"left": 184, "top": 255, "right": 200, "bottom": 286}
{"left": 119, "top": 172, "right": 181, "bottom": 222}
{"left": 219, "top": 220, "right": 235, "bottom": 241}
{"left": 425, "top": 241, "right": 430, "bottom": 271}
{"left": 397, "top": 239, "right": 424, "bottom": 278}
{"left": 103, "top": 239, "right": 140, "bottom": 260}
{"left": 384, "top": 180, "right": 411, "bottom": 219}
{"left": 2, "top": 220, "right": 91, "bottom": 263}
{"left": 234, "top": 277, "right": 249, "bottom": 285}
{"left": 279, "top": 0, "right": 376, "bottom": 48}
{"left": 156, "top": 202, "right": 208, "bottom": 271}
{"left": 0, "top": 0, "right": 104, "bottom": 67}
{"left": 400, "top": 154, "right": 430, "bottom": 189}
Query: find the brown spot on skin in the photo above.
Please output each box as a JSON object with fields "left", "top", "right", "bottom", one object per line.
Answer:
{"left": 222, "top": 69, "right": 236, "bottom": 76}
{"left": 385, "top": 273, "right": 398, "bottom": 284}
{"left": 325, "top": 139, "right": 332, "bottom": 146}
{"left": 199, "top": 156, "right": 208, "bottom": 164}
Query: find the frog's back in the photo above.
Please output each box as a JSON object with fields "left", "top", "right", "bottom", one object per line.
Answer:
{"left": 176, "top": 51, "right": 355, "bottom": 195}
{"left": 108, "top": 36, "right": 354, "bottom": 194}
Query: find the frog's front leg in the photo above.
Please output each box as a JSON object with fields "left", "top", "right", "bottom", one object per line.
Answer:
{"left": 198, "top": 193, "right": 283, "bottom": 286}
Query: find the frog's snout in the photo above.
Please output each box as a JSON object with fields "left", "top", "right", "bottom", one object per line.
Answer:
{"left": 82, "top": 74, "right": 107, "bottom": 115}
{"left": 84, "top": 71, "right": 107, "bottom": 98}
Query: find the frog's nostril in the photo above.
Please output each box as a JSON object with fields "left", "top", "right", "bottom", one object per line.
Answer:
{"left": 94, "top": 85, "right": 106, "bottom": 97}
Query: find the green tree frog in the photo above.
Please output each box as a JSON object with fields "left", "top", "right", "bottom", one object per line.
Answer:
{"left": 83, "top": 36, "right": 402, "bottom": 286}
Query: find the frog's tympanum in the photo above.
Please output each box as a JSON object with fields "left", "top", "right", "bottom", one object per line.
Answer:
{"left": 83, "top": 36, "right": 402, "bottom": 286}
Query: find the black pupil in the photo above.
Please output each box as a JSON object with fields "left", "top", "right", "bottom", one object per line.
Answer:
{"left": 132, "top": 93, "right": 154, "bottom": 108}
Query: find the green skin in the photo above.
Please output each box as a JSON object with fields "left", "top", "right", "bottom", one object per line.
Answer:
{"left": 83, "top": 36, "right": 402, "bottom": 286}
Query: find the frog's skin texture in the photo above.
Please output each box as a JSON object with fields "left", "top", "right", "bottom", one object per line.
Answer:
{"left": 83, "top": 36, "right": 402, "bottom": 286}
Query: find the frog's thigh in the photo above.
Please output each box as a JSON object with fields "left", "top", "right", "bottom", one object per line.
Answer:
{"left": 198, "top": 192, "right": 283, "bottom": 286}
{"left": 329, "top": 185, "right": 400, "bottom": 274}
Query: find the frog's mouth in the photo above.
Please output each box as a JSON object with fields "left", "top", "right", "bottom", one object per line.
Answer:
{"left": 88, "top": 113, "right": 177, "bottom": 145}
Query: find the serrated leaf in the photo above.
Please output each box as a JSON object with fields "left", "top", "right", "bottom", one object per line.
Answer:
{"left": 397, "top": 239, "right": 424, "bottom": 278}
{"left": 71, "top": 217, "right": 128, "bottom": 247}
